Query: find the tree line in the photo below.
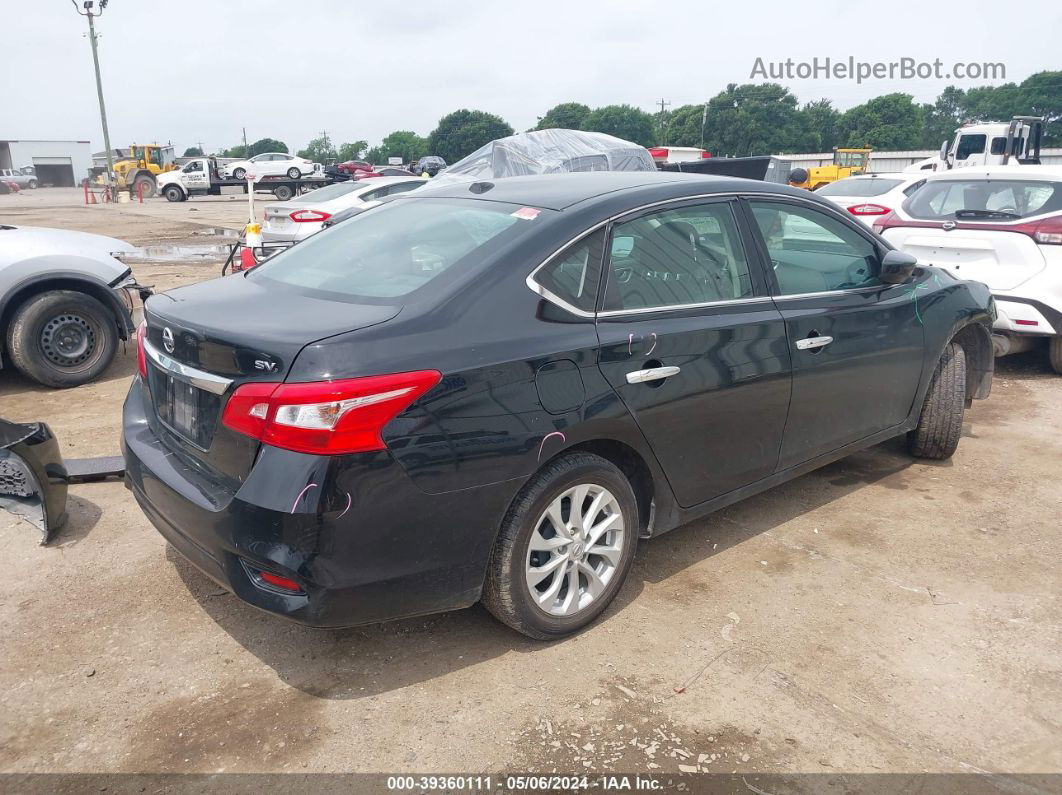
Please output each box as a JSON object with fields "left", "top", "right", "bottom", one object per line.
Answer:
{"left": 184, "top": 70, "right": 1061, "bottom": 164}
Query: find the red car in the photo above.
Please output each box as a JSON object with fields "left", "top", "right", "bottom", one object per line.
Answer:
{"left": 335, "top": 160, "right": 372, "bottom": 175}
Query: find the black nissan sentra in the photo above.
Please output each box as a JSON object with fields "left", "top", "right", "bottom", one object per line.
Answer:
{"left": 122, "top": 172, "right": 994, "bottom": 639}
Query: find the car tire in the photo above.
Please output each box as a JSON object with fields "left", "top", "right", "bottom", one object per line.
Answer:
{"left": 1049, "top": 337, "right": 1062, "bottom": 375}
{"left": 28, "top": 179, "right": 38, "bottom": 189}
{"left": 483, "top": 452, "right": 639, "bottom": 640}
{"left": 287, "top": 167, "right": 301, "bottom": 179}
{"left": 163, "top": 185, "right": 184, "bottom": 202}
{"left": 232, "top": 167, "right": 246, "bottom": 181}
{"left": 272, "top": 185, "right": 294, "bottom": 201}
{"left": 6, "top": 290, "right": 119, "bottom": 388}
{"left": 908, "top": 342, "right": 966, "bottom": 460}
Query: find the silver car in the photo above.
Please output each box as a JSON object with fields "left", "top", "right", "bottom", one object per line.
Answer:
{"left": 0, "top": 168, "right": 38, "bottom": 189}
{"left": 262, "top": 176, "right": 424, "bottom": 243}
{"left": 0, "top": 225, "right": 147, "bottom": 387}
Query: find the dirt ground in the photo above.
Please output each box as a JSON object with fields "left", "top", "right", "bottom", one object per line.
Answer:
{"left": 1, "top": 189, "right": 1060, "bottom": 782}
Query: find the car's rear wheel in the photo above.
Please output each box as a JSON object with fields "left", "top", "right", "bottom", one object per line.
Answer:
{"left": 1049, "top": 336, "right": 1062, "bottom": 374}
{"left": 6, "top": 290, "right": 119, "bottom": 388}
{"left": 908, "top": 342, "right": 966, "bottom": 459}
{"left": 483, "top": 452, "right": 638, "bottom": 639}
{"left": 286, "top": 167, "right": 301, "bottom": 179}
{"left": 27, "top": 179, "right": 38, "bottom": 189}
{"left": 272, "top": 184, "right": 294, "bottom": 201}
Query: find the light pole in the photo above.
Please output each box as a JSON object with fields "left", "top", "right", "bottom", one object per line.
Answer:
{"left": 71, "top": 0, "right": 114, "bottom": 194}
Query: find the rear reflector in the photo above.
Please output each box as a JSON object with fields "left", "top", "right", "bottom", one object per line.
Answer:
{"left": 1015, "top": 319, "right": 1039, "bottom": 326}
{"left": 258, "top": 570, "right": 302, "bottom": 592}
{"left": 647, "top": 147, "right": 668, "bottom": 160}
{"left": 847, "top": 203, "right": 891, "bottom": 216}
{"left": 222, "top": 370, "right": 442, "bottom": 455}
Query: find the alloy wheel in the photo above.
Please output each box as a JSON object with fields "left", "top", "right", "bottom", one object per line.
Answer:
{"left": 525, "top": 483, "right": 625, "bottom": 616}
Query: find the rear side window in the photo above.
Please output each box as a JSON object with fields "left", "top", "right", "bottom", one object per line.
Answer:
{"left": 533, "top": 229, "right": 605, "bottom": 313}
{"left": 251, "top": 198, "right": 548, "bottom": 301}
{"left": 904, "top": 180, "right": 1062, "bottom": 220}
{"left": 818, "top": 178, "right": 904, "bottom": 197}
{"left": 603, "top": 201, "right": 753, "bottom": 311}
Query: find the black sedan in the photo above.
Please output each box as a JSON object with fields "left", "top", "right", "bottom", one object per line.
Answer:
{"left": 122, "top": 172, "right": 994, "bottom": 639}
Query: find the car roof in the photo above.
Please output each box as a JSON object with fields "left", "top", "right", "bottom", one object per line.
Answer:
{"left": 352, "top": 175, "right": 422, "bottom": 188}
{"left": 413, "top": 171, "right": 811, "bottom": 211}
{"left": 922, "top": 166, "right": 1062, "bottom": 182}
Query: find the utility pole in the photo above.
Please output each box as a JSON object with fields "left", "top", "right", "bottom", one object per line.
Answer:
{"left": 656, "top": 98, "right": 671, "bottom": 145}
{"left": 700, "top": 102, "right": 708, "bottom": 151}
{"left": 242, "top": 127, "right": 248, "bottom": 150}
{"left": 72, "top": 0, "right": 114, "bottom": 192}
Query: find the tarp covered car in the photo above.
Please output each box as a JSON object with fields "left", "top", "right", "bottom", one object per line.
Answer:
{"left": 430, "top": 129, "right": 655, "bottom": 185}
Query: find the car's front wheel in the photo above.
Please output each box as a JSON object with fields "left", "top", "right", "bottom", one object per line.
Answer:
{"left": 231, "top": 167, "right": 246, "bottom": 181}
{"left": 908, "top": 342, "right": 966, "bottom": 459}
{"left": 483, "top": 452, "right": 639, "bottom": 639}
{"left": 5, "top": 290, "right": 119, "bottom": 388}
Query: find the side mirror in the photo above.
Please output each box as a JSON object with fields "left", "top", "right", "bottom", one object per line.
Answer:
{"left": 939, "top": 140, "right": 949, "bottom": 161}
{"left": 880, "top": 250, "right": 918, "bottom": 284}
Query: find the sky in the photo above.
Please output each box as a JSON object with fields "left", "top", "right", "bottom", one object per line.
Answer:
{"left": 5, "top": 0, "right": 1060, "bottom": 155}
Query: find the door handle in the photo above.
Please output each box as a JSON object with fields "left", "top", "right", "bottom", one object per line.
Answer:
{"left": 795, "top": 335, "right": 834, "bottom": 350}
{"left": 626, "top": 366, "right": 680, "bottom": 384}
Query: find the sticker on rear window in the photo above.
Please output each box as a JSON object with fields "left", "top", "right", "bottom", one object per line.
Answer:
{"left": 511, "top": 207, "right": 541, "bottom": 220}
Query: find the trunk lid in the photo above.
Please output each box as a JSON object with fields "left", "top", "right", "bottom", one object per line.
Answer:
{"left": 142, "top": 274, "right": 400, "bottom": 485}
{"left": 883, "top": 225, "right": 1046, "bottom": 290}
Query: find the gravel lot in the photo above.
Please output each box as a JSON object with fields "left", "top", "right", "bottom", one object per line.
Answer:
{"left": 2, "top": 190, "right": 1060, "bottom": 781}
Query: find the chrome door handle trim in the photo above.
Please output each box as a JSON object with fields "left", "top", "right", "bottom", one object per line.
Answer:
{"left": 625, "top": 366, "right": 680, "bottom": 384}
{"left": 795, "top": 335, "right": 834, "bottom": 350}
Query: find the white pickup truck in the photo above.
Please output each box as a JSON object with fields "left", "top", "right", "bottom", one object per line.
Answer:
{"left": 906, "top": 116, "right": 1044, "bottom": 173}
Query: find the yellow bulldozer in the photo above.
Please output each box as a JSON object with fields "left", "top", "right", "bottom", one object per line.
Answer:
{"left": 96, "top": 144, "right": 178, "bottom": 198}
{"left": 787, "top": 147, "right": 872, "bottom": 191}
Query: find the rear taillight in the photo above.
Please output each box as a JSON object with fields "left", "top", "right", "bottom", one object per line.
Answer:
{"left": 289, "top": 209, "right": 331, "bottom": 222}
{"left": 1032, "top": 214, "right": 1062, "bottom": 245}
{"left": 701, "top": 151, "right": 712, "bottom": 158}
{"left": 136, "top": 321, "right": 147, "bottom": 378}
{"left": 221, "top": 370, "right": 441, "bottom": 455}
{"left": 848, "top": 203, "right": 891, "bottom": 216}
{"left": 647, "top": 147, "right": 668, "bottom": 160}
{"left": 872, "top": 211, "right": 900, "bottom": 235}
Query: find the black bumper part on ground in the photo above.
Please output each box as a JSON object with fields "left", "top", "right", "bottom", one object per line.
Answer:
{"left": 0, "top": 418, "right": 68, "bottom": 544}
{"left": 121, "top": 378, "right": 519, "bottom": 628}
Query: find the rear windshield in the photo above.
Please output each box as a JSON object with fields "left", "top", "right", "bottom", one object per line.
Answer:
{"left": 291, "top": 181, "right": 360, "bottom": 203}
{"left": 250, "top": 198, "right": 548, "bottom": 301}
{"left": 904, "top": 179, "right": 1062, "bottom": 220}
{"left": 818, "top": 178, "right": 903, "bottom": 197}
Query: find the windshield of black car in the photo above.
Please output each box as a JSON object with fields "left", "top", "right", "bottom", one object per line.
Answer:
{"left": 249, "top": 198, "right": 550, "bottom": 301}
{"left": 818, "top": 178, "right": 904, "bottom": 197}
{"left": 903, "top": 179, "right": 1062, "bottom": 221}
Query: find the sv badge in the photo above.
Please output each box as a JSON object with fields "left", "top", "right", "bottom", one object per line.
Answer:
{"left": 254, "top": 359, "right": 278, "bottom": 372}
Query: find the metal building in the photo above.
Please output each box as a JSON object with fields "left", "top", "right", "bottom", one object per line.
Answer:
{"left": 0, "top": 139, "right": 93, "bottom": 187}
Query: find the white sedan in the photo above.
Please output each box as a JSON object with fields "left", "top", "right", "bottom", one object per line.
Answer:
{"left": 222, "top": 152, "right": 316, "bottom": 181}
{"left": 816, "top": 173, "right": 927, "bottom": 227}
{"left": 262, "top": 176, "right": 425, "bottom": 242}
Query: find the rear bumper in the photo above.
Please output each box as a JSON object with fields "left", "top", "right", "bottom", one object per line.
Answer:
{"left": 121, "top": 377, "right": 517, "bottom": 628}
{"left": 993, "top": 296, "right": 1061, "bottom": 336}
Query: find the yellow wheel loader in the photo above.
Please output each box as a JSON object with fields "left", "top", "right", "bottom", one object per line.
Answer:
{"left": 787, "top": 147, "right": 872, "bottom": 191}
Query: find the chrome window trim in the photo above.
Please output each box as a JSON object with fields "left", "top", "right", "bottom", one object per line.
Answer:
{"left": 143, "top": 339, "right": 234, "bottom": 395}
{"left": 525, "top": 189, "right": 887, "bottom": 318}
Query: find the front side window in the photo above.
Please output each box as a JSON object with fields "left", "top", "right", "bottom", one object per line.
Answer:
{"left": 749, "top": 201, "right": 880, "bottom": 295}
{"left": 533, "top": 229, "right": 605, "bottom": 313}
{"left": 183, "top": 161, "right": 202, "bottom": 173}
{"left": 603, "top": 202, "right": 753, "bottom": 311}
{"left": 955, "top": 134, "right": 986, "bottom": 161}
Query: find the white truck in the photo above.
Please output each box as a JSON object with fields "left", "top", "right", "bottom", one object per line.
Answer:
{"left": 156, "top": 157, "right": 331, "bottom": 203}
{"left": 906, "top": 116, "right": 1044, "bottom": 173}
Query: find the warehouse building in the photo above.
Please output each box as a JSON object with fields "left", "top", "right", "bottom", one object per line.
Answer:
{"left": 0, "top": 139, "right": 93, "bottom": 187}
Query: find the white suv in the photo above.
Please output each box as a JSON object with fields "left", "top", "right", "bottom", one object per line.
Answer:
{"left": 875, "top": 167, "right": 1062, "bottom": 373}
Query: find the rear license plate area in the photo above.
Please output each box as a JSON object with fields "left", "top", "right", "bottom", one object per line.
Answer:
{"left": 150, "top": 367, "right": 221, "bottom": 449}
